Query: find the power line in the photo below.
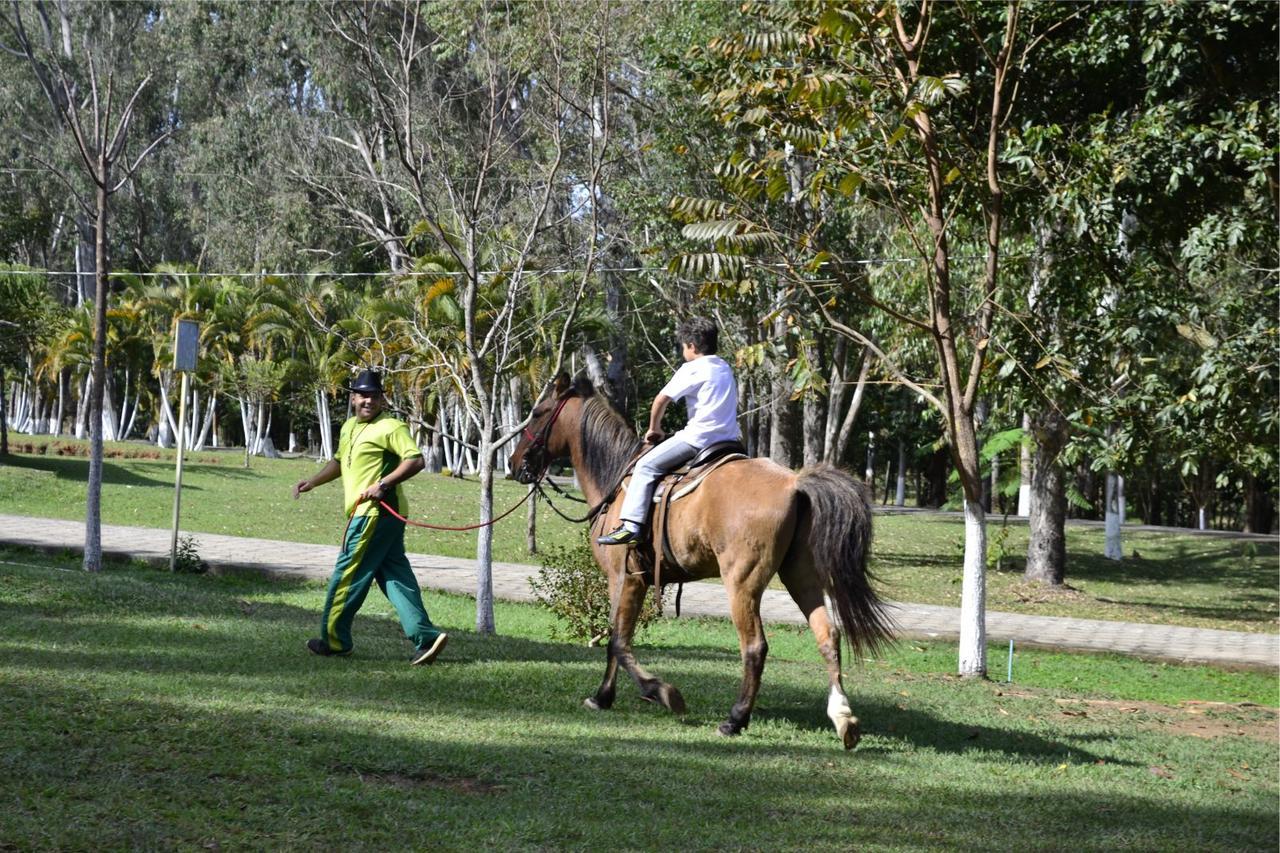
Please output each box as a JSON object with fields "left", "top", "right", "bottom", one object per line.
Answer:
{"left": 3, "top": 254, "right": 1013, "bottom": 281}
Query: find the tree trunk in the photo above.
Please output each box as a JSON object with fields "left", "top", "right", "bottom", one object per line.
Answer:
{"left": 863, "top": 432, "right": 875, "bottom": 496}
{"left": 75, "top": 213, "right": 93, "bottom": 307}
{"left": 822, "top": 337, "right": 849, "bottom": 461}
{"left": 958, "top": 497, "right": 987, "bottom": 676}
{"left": 801, "top": 339, "right": 823, "bottom": 466}
{"left": 833, "top": 347, "right": 872, "bottom": 463}
{"left": 1243, "top": 474, "right": 1272, "bottom": 534}
{"left": 74, "top": 373, "right": 90, "bottom": 439}
{"left": 84, "top": 180, "right": 109, "bottom": 574}
{"left": 475, "top": 439, "right": 496, "bottom": 635}
{"left": 1104, "top": 472, "right": 1124, "bottom": 560}
{"left": 769, "top": 314, "right": 797, "bottom": 467}
{"left": 1024, "top": 409, "right": 1068, "bottom": 585}
{"left": 0, "top": 366, "right": 8, "bottom": 456}
{"left": 55, "top": 369, "right": 65, "bottom": 436}
{"left": 895, "top": 439, "right": 907, "bottom": 506}
{"left": 193, "top": 390, "right": 216, "bottom": 451}
{"left": 525, "top": 483, "right": 538, "bottom": 555}
{"left": 1016, "top": 412, "right": 1032, "bottom": 516}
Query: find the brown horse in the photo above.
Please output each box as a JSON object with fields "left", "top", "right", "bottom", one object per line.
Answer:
{"left": 510, "top": 375, "right": 893, "bottom": 748}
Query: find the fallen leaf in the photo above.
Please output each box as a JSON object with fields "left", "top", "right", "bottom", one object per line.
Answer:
{"left": 1061, "top": 710, "right": 1087, "bottom": 717}
{"left": 1148, "top": 765, "right": 1174, "bottom": 779}
{"left": 1227, "top": 769, "right": 1248, "bottom": 781}
{"left": 997, "top": 706, "right": 1010, "bottom": 716}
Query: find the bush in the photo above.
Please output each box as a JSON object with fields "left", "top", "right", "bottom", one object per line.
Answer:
{"left": 171, "top": 534, "right": 207, "bottom": 574}
{"left": 529, "top": 535, "right": 660, "bottom": 645}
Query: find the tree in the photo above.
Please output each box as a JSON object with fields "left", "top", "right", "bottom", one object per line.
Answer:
{"left": 304, "top": 0, "right": 620, "bottom": 634}
{"left": 1, "top": 2, "right": 171, "bottom": 571}
{"left": 997, "top": 0, "right": 1279, "bottom": 579}
{"left": 0, "top": 267, "right": 60, "bottom": 455}
{"left": 674, "top": 0, "right": 1047, "bottom": 677}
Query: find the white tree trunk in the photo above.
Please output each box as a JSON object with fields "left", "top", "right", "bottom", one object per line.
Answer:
{"left": 193, "top": 391, "right": 216, "bottom": 451}
{"left": 122, "top": 385, "right": 140, "bottom": 442}
{"left": 315, "top": 388, "right": 333, "bottom": 459}
{"left": 1017, "top": 412, "right": 1032, "bottom": 516}
{"left": 100, "top": 374, "right": 119, "bottom": 441}
{"left": 74, "top": 373, "right": 90, "bottom": 438}
{"left": 158, "top": 374, "right": 179, "bottom": 448}
{"left": 474, "top": 444, "right": 496, "bottom": 634}
{"left": 834, "top": 349, "right": 872, "bottom": 462}
{"left": 12, "top": 379, "right": 31, "bottom": 433}
{"left": 55, "top": 371, "right": 65, "bottom": 436}
{"left": 958, "top": 499, "right": 988, "bottom": 677}
{"left": 864, "top": 431, "right": 875, "bottom": 491}
{"left": 115, "top": 368, "right": 130, "bottom": 439}
{"left": 238, "top": 397, "right": 254, "bottom": 457}
{"left": 1104, "top": 472, "right": 1124, "bottom": 560}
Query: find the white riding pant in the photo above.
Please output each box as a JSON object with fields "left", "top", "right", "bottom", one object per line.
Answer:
{"left": 617, "top": 437, "right": 700, "bottom": 526}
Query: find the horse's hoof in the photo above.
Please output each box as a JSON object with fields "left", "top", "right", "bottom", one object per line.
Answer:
{"left": 583, "top": 697, "right": 602, "bottom": 711}
{"left": 835, "top": 715, "right": 861, "bottom": 750}
{"left": 717, "top": 721, "right": 743, "bottom": 737}
{"left": 659, "top": 684, "right": 686, "bottom": 715}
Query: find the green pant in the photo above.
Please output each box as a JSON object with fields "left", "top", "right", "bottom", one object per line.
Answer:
{"left": 319, "top": 513, "right": 441, "bottom": 654}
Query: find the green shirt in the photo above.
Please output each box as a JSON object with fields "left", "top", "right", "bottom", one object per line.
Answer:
{"left": 336, "top": 412, "right": 423, "bottom": 518}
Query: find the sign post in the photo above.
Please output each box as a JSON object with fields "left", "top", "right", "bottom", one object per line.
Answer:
{"left": 170, "top": 319, "right": 199, "bottom": 572}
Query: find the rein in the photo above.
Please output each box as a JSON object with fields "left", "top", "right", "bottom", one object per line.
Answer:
{"left": 340, "top": 394, "right": 577, "bottom": 533}
{"left": 533, "top": 478, "right": 606, "bottom": 524}
{"left": 369, "top": 489, "right": 534, "bottom": 531}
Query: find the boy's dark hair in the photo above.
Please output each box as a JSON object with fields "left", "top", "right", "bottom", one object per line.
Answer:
{"left": 677, "top": 316, "right": 718, "bottom": 355}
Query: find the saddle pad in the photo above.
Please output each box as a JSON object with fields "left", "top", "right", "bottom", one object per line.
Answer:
{"left": 652, "top": 453, "right": 747, "bottom": 504}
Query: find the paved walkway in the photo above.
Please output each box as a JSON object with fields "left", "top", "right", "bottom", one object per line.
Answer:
{"left": 1, "top": 513, "right": 1276, "bottom": 670}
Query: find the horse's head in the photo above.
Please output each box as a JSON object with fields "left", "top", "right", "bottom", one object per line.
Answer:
{"left": 510, "top": 372, "right": 593, "bottom": 484}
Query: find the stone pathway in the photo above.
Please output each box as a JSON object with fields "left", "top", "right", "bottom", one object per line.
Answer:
{"left": 1, "top": 513, "right": 1275, "bottom": 670}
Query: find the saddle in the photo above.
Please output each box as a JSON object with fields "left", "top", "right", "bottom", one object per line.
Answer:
{"left": 617, "top": 440, "right": 748, "bottom": 613}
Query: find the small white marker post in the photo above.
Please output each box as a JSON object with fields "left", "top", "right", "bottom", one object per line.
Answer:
{"left": 170, "top": 319, "right": 199, "bottom": 572}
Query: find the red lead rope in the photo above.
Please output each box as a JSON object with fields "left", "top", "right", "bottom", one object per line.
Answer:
{"left": 346, "top": 487, "right": 536, "bottom": 533}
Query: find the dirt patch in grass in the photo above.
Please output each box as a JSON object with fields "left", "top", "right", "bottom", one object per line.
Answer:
{"left": 1004, "top": 582, "right": 1093, "bottom": 606}
{"left": 997, "top": 688, "right": 1279, "bottom": 744}
{"left": 8, "top": 439, "right": 222, "bottom": 464}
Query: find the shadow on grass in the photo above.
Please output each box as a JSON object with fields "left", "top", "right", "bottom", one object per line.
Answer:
{"left": 2, "top": 584, "right": 1130, "bottom": 771}
{"left": 3, "top": 673, "right": 1274, "bottom": 851}
{"left": 4, "top": 453, "right": 169, "bottom": 488}
{"left": 1064, "top": 540, "right": 1278, "bottom": 587}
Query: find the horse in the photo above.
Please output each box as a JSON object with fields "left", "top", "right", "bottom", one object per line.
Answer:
{"left": 509, "top": 374, "right": 894, "bottom": 749}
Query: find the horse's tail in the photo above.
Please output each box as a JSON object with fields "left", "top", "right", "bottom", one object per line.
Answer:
{"left": 794, "top": 463, "right": 894, "bottom": 656}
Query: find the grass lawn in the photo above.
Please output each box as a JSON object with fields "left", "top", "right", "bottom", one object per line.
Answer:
{"left": 0, "top": 435, "right": 1276, "bottom": 634}
{"left": 0, "top": 549, "right": 1276, "bottom": 850}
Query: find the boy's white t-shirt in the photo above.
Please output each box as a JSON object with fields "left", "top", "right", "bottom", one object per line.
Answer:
{"left": 659, "top": 355, "right": 740, "bottom": 448}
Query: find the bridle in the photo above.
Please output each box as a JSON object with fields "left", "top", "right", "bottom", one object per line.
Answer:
{"left": 516, "top": 393, "right": 572, "bottom": 484}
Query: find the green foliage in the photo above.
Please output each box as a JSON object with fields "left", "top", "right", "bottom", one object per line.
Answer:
{"left": 170, "top": 534, "right": 206, "bottom": 575}
{"left": 0, "top": 267, "right": 61, "bottom": 370}
{"left": 529, "top": 537, "right": 659, "bottom": 645}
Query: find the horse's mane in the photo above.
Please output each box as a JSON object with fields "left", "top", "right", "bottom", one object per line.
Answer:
{"left": 578, "top": 393, "right": 643, "bottom": 490}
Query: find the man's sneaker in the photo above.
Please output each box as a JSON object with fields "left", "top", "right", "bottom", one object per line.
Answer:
{"left": 306, "top": 638, "right": 350, "bottom": 657}
{"left": 596, "top": 525, "right": 642, "bottom": 546}
{"left": 411, "top": 633, "right": 448, "bottom": 666}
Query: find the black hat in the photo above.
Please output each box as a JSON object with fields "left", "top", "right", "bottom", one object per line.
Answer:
{"left": 347, "top": 369, "right": 384, "bottom": 394}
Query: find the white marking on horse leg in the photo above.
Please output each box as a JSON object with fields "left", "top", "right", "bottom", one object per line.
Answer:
{"left": 827, "top": 685, "right": 860, "bottom": 750}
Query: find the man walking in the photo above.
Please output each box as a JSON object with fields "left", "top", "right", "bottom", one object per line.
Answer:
{"left": 293, "top": 369, "right": 448, "bottom": 665}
